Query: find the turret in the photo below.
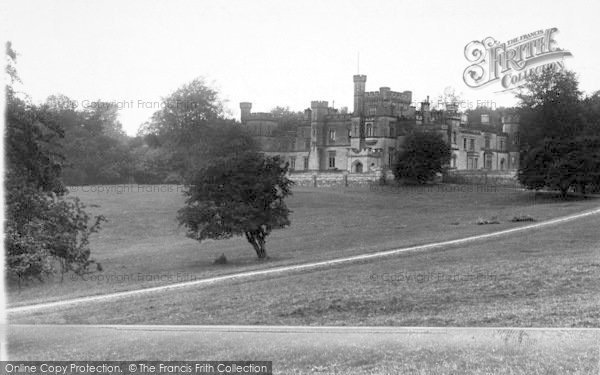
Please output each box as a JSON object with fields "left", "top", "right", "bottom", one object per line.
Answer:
{"left": 379, "top": 87, "right": 391, "bottom": 101}
{"left": 310, "top": 100, "right": 329, "bottom": 122}
{"left": 353, "top": 75, "right": 367, "bottom": 116}
{"left": 308, "top": 101, "right": 329, "bottom": 170}
{"left": 240, "top": 102, "right": 252, "bottom": 121}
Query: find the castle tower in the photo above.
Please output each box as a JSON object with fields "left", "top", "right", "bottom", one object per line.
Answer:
{"left": 308, "top": 101, "right": 328, "bottom": 170}
{"left": 501, "top": 114, "right": 520, "bottom": 136}
{"left": 353, "top": 75, "right": 367, "bottom": 116}
{"left": 502, "top": 114, "right": 520, "bottom": 169}
{"left": 240, "top": 102, "right": 252, "bottom": 121}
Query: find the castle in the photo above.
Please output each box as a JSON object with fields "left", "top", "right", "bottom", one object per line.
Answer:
{"left": 240, "top": 75, "right": 520, "bottom": 174}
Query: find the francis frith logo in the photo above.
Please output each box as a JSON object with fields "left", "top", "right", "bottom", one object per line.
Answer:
{"left": 463, "top": 27, "right": 572, "bottom": 91}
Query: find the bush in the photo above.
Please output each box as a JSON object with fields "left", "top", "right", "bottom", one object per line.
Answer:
{"left": 6, "top": 183, "right": 105, "bottom": 285}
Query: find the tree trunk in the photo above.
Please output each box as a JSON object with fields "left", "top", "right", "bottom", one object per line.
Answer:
{"left": 245, "top": 231, "right": 267, "bottom": 259}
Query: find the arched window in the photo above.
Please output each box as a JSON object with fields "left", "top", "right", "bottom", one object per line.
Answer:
{"left": 328, "top": 128, "right": 336, "bottom": 142}
{"left": 366, "top": 123, "right": 373, "bottom": 137}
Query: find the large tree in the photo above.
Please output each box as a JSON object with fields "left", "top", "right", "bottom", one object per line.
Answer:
{"left": 5, "top": 42, "right": 104, "bottom": 284}
{"left": 178, "top": 153, "right": 293, "bottom": 259}
{"left": 393, "top": 132, "right": 451, "bottom": 184}
{"left": 516, "top": 68, "right": 600, "bottom": 196}
{"left": 137, "top": 78, "right": 256, "bottom": 183}
{"left": 43, "top": 95, "right": 133, "bottom": 185}
{"left": 516, "top": 68, "right": 584, "bottom": 151}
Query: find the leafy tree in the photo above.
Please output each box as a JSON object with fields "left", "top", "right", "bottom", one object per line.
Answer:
{"left": 516, "top": 67, "right": 600, "bottom": 196}
{"left": 435, "top": 86, "right": 463, "bottom": 110}
{"left": 5, "top": 42, "right": 104, "bottom": 284}
{"left": 519, "top": 137, "right": 600, "bottom": 197}
{"left": 517, "top": 68, "right": 584, "bottom": 151}
{"left": 138, "top": 79, "right": 256, "bottom": 182}
{"left": 178, "top": 153, "right": 293, "bottom": 259}
{"left": 44, "top": 95, "right": 133, "bottom": 185}
{"left": 393, "top": 132, "right": 451, "bottom": 184}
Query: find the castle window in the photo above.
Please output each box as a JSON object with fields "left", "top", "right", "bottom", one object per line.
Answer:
{"left": 328, "top": 151, "right": 336, "bottom": 168}
{"left": 500, "top": 139, "right": 505, "bottom": 151}
{"left": 485, "top": 154, "right": 492, "bottom": 169}
{"left": 467, "top": 157, "right": 479, "bottom": 169}
{"left": 366, "top": 123, "right": 373, "bottom": 137}
{"left": 328, "top": 128, "right": 336, "bottom": 142}
{"left": 452, "top": 154, "right": 457, "bottom": 168}
{"left": 303, "top": 156, "right": 309, "bottom": 170}
{"left": 484, "top": 136, "right": 490, "bottom": 149}
{"left": 469, "top": 139, "right": 475, "bottom": 151}
{"left": 368, "top": 107, "right": 377, "bottom": 116}
{"left": 290, "top": 157, "right": 296, "bottom": 171}
{"left": 388, "top": 148, "right": 395, "bottom": 166}
{"left": 389, "top": 125, "right": 395, "bottom": 137}
{"left": 453, "top": 132, "right": 457, "bottom": 144}
{"left": 463, "top": 138, "right": 467, "bottom": 150}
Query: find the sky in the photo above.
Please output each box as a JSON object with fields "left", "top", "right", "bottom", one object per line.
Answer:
{"left": 3, "top": 0, "right": 600, "bottom": 135}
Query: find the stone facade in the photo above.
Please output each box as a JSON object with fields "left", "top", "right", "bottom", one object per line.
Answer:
{"left": 240, "top": 75, "right": 519, "bottom": 173}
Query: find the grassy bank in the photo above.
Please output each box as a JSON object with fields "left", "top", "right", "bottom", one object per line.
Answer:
{"left": 8, "top": 184, "right": 599, "bottom": 309}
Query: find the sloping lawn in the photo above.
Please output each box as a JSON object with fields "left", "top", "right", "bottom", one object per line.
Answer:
{"left": 11, "top": 196, "right": 600, "bottom": 327}
{"left": 8, "top": 183, "right": 599, "bottom": 308}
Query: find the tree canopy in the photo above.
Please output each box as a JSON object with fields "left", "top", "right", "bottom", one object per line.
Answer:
{"left": 517, "top": 67, "right": 600, "bottom": 196}
{"left": 393, "top": 131, "right": 451, "bottom": 184}
{"left": 178, "top": 153, "right": 293, "bottom": 259}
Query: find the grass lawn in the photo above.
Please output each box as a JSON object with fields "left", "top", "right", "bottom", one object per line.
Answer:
{"left": 8, "top": 183, "right": 599, "bottom": 309}
{"left": 10, "top": 196, "right": 600, "bottom": 327}
{"left": 8, "top": 325, "right": 600, "bottom": 374}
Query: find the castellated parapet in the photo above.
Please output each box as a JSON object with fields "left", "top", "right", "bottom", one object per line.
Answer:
{"left": 240, "top": 102, "right": 252, "bottom": 120}
{"left": 311, "top": 101, "right": 329, "bottom": 109}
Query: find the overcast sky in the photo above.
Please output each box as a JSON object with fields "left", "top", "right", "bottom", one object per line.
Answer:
{"left": 4, "top": 0, "right": 600, "bottom": 135}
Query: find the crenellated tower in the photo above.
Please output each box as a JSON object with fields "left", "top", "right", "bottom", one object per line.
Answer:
{"left": 308, "top": 101, "right": 329, "bottom": 170}
{"left": 353, "top": 75, "right": 367, "bottom": 116}
{"left": 240, "top": 102, "right": 252, "bottom": 121}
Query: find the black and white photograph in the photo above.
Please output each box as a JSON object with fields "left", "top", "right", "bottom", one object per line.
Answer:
{"left": 2, "top": 0, "right": 600, "bottom": 373}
